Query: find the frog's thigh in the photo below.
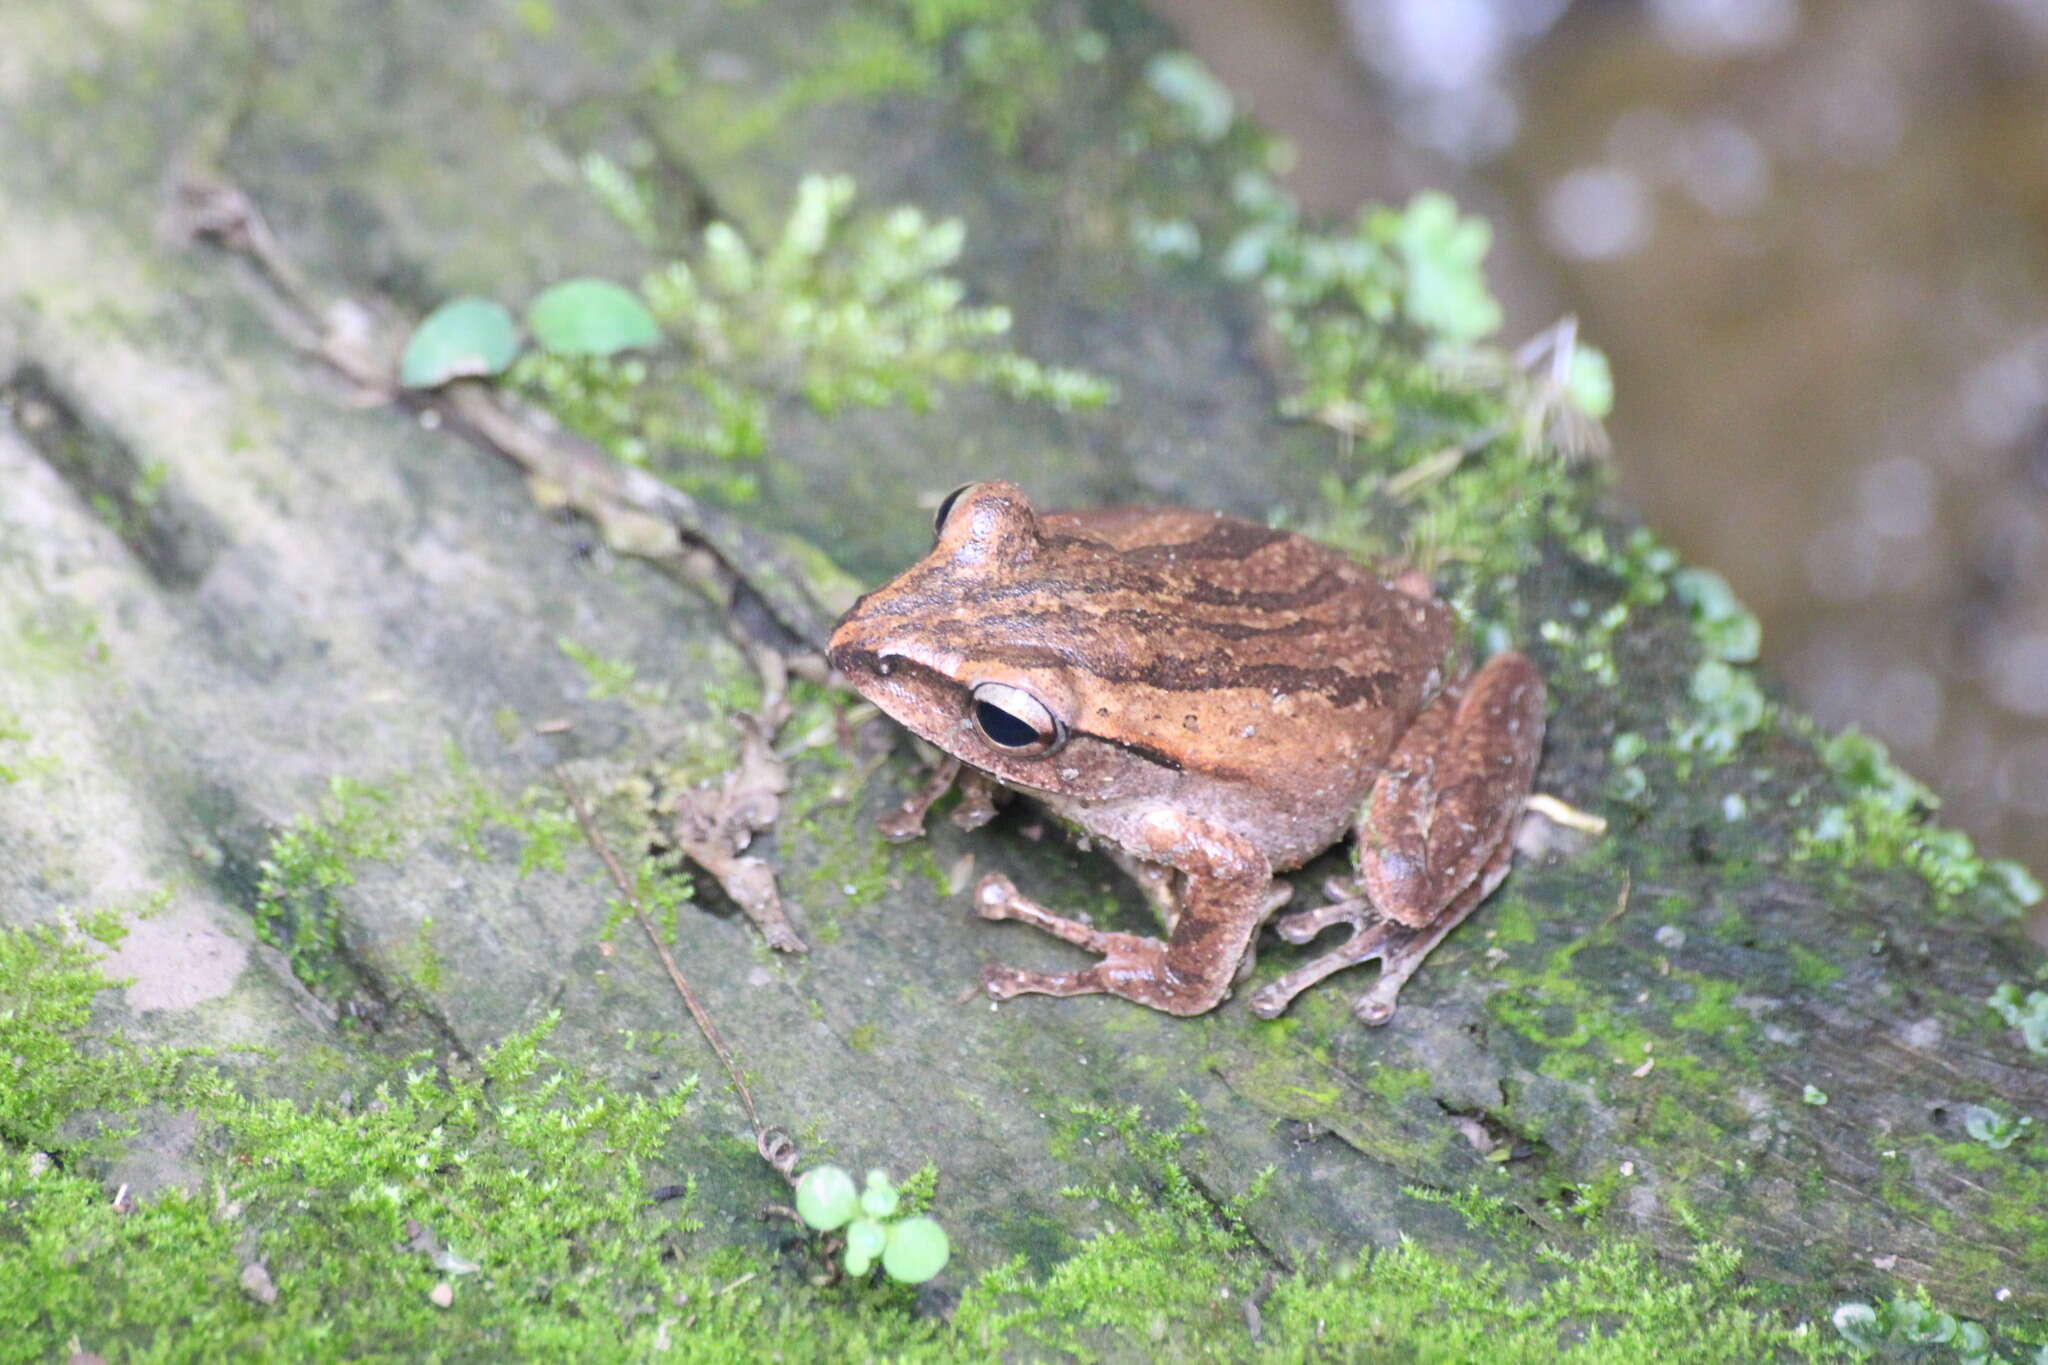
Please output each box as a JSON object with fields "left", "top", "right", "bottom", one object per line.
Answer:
{"left": 1359, "top": 651, "right": 1545, "bottom": 928}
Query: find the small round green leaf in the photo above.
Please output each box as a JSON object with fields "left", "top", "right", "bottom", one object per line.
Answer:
{"left": 860, "top": 1170, "right": 900, "bottom": 1219}
{"left": 794, "top": 1166, "right": 858, "bottom": 1231}
{"left": 525, "top": 278, "right": 660, "bottom": 357}
{"left": 844, "top": 1217, "right": 887, "bottom": 1268}
{"left": 1830, "top": 1303, "right": 1880, "bottom": 1352}
{"left": 400, "top": 297, "right": 520, "bottom": 388}
{"left": 881, "top": 1216, "right": 949, "bottom": 1284}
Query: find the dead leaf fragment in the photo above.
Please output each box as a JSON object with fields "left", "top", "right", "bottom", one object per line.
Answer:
{"left": 671, "top": 701, "right": 805, "bottom": 952}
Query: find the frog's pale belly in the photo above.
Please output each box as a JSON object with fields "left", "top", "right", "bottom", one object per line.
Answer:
{"left": 1030, "top": 765, "right": 1373, "bottom": 875}
{"left": 829, "top": 481, "right": 1543, "bottom": 1022}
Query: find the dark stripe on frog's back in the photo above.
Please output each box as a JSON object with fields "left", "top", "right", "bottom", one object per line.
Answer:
{"left": 867, "top": 514, "right": 1444, "bottom": 703}
{"left": 924, "top": 636, "right": 1418, "bottom": 712}
{"left": 904, "top": 603, "right": 1430, "bottom": 710}
{"left": 866, "top": 510, "right": 1382, "bottom": 624}
{"left": 862, "top": 565, "right": 1366, "bottom": 620}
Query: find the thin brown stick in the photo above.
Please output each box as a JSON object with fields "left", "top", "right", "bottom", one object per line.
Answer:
{"left": 553, "top": 766, "right": 788, "bottom": 1168}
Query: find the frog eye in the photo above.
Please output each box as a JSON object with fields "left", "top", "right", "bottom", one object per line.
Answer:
{"left": 932, "top": 483, "right": 979, "bottom": 539}
{"left": 969, "top": 682, "right": 1065, "bottom": 756}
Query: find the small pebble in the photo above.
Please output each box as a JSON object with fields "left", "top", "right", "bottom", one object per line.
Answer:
{"left": 429, "top": 1282, "right": 454, "bottom": 1309}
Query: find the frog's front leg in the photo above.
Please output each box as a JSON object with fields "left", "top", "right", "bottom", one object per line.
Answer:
{"left": 1250, "top": 651, "right": 1544, "bottom": 1025}
{"left": 974, "top": 809, "right": 1272, "bottom": 1017}
{"left": 876, "top": 757, "right": 1005, "bottom": 843}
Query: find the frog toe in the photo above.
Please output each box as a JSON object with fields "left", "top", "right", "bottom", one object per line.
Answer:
{"left": 1271, "top": 896, "right": 1371, "bottom": 945}
{"left": 971, "top": 873, "right": 1022, "bottom": 922}
{"left": 981, "top": 960, "right": 1109, "bottom": 1002}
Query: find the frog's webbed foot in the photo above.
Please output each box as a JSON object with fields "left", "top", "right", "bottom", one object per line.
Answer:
{"left": 1248, "top": 898, "right": 1417, "bottom": 1025}
{"left": 1249, "top": 836, "right": 1512, "bottom": 1025}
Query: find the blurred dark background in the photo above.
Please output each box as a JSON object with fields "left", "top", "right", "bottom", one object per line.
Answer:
{"left": 1146, "top": 0, "right": 2048, "bottom": 915}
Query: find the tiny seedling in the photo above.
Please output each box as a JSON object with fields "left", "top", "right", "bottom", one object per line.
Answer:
{"left": 793, "top": 1165, "right": 950, "bottom": 1284}
{"left": 1962, "top": 1103, "right": 2031, "bottom": 1151}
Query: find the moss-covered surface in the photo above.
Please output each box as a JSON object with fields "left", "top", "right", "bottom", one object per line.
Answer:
{"left": 5, "top": 920, "right": 1855, "bottom": 1361}
{"left": 2, "top": 0, "right": 2045, "bottom": 1360}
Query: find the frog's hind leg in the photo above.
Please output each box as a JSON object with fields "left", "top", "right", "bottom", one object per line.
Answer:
{"left": 1357, "top": 652, "right": 1544, "bottom": 933}
{"left": 1248, "top": 833, "right": 1514, "bottom": 1025}
{"left": 1250, "top": 652, "right": 1542, "bottom": 1024}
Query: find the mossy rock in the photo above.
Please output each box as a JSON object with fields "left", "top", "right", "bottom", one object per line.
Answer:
{"left": 1, "top": 0, "right": 2043, "bottom": 1359}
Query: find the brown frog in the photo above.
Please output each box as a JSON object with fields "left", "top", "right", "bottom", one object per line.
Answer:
{"left": 826, "top": 482, "right": 1544, "bottom": 1024}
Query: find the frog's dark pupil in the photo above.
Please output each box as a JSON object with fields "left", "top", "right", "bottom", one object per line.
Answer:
{"left": 976, "top": 699, "right": 1041, "bottom": 749}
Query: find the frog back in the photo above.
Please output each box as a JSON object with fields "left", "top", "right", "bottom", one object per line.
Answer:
{"left": 1036, "top": 505, "right": 1456, "bottom": 865}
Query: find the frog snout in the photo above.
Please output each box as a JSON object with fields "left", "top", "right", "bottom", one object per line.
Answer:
{"left": 826, "top": 613, "right": 908, "bottom": 685}
{"left": 825, "top": 596, "right": 874, "bottom": 669}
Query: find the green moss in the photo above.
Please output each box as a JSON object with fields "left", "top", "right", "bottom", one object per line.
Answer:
{"left": 252, "top": 776, "right": 404, "bottom": 992}
{"left": 0, "top": 711, "right": 57, "bottom": 785}
{"left": 1366, "top": 1065, "right": 1434, "bottom": 1104}
{"left": 554, "top": 635, "right": 640, "bottom": 701}
{"left": 1792, "top": 725, "right": 2043, "bottom": 919}
{"left": 508, "top": 170, "right": 1113, "bottom": 506}
{"left": 683, "top": 0, "right": 1087, "bottom": 159}
{"left": 781, "top": 744, "right": 901, "bottom": 915}
{"left": 1787, "top": 945, "right": 1843, "bottom": 990}
{"left": 445, "top": 745, "right": 580, "bottom": 874}
{"left": 0, "top": 911, "right": 206, "bottom": 1152}
{"left": 1668, "top": 974, "right": 1749, "bottom": 1042}
{"left": 596, "top": 852, "right": 696, "bottom": 947}
{"left": 488, "top": 704, "right": 522, "bottom": 745}
{"left": 1487, "top": 929, "right": 1718, "bottom": 1090}
{"left": 3, "top": 1014, "right": 710, "bottom": 1358}
{"left": 405, "top": 916, "right": 445, "bottom": 993}
{"left": 4, "top": 602, "right": 108, "bottom": 674}
{"left": 1491, "top": 900, "right": 1539, "bottom": 946}
{"left": 8, "top": 918, "right": 2033, "bottom": 1359}
{"left": 1402, "top": 1181, "right": 1525, "bottom": 1239}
